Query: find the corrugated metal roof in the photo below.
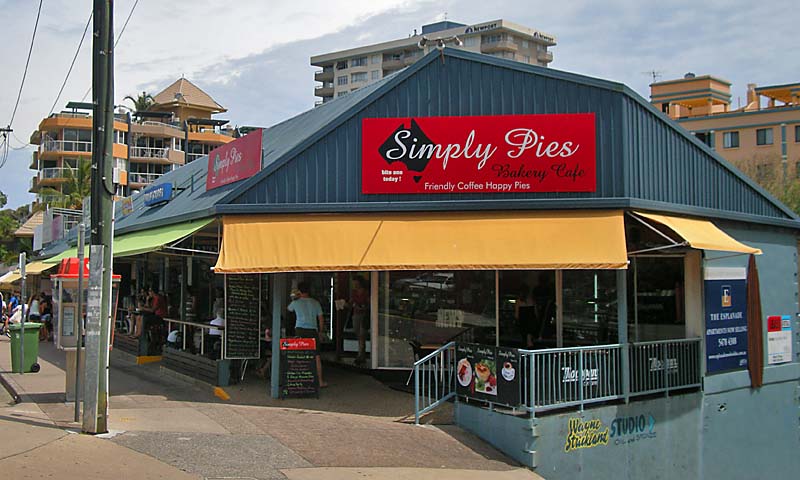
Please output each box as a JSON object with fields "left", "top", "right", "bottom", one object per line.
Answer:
{"left": 220, "top": 48, "right": 799, "bottom": 228}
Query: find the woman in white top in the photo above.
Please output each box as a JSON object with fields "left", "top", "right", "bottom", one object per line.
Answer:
{"left": 28, "top": 294, "right": 41, "bottom": 321}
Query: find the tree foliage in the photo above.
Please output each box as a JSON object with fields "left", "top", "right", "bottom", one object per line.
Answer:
{"left": 37, "top": 157, "right": 91, "bottom": 210}
{"left": 730, "top": 153, "right": 800, "bottom": 216}
{"left": 124, "top": 91, "right": 155, "bottom": 112}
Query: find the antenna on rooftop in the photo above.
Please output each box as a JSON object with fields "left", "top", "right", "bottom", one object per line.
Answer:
{"left": 642, "top": 70, "right": 664, "bottom": 83}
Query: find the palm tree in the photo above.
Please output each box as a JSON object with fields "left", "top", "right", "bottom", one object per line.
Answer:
{"left": 124, "top": 91, "right": 155, "bottom": 112}
{"left": 38, "top": 157, "right": 92, "bottom": 210}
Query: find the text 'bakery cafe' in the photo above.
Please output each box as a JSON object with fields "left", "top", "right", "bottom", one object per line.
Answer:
{"left": 37, "top": 49, "right": 799, "bottom": 479}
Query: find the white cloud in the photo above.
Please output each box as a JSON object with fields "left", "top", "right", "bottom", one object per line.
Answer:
{"left": 0, "top": 0, "right": 797, "bottom": 209}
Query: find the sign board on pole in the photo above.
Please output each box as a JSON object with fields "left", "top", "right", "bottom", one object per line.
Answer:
{"left": 767, "top": 315, "right": 793, "bottom": 364}
{"left": 704, "top": 267, "right": 748, "bottom": 374}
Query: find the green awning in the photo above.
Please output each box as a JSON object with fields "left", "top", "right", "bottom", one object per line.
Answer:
{"left": 45, "top": 218, "right": 215, "bottom": 263}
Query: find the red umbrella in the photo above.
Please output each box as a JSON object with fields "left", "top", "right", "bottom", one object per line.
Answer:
{"left": 746, "top": 254, "right": 763, "bottom": 388}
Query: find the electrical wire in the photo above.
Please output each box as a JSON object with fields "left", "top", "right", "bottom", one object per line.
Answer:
{"left": 49, "top": 10, "right": 93, "bottom": 115}
{"left": 8, "top": 0, "right": 44, "bottom": 127}
{"left": 81, "top": 0, "right": 139, "bottom": 102}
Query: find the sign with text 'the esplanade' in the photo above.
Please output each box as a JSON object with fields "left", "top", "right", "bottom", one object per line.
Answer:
{"left": 361, "top": 114, "right": 596, "bottom": 194}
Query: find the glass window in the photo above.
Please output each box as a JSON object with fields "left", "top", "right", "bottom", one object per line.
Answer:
{"left": 756, "top": 128, "right": 773, "bottom": 145}
{"left": 562, "top": 271, "right": 617, "bottom": 347}
{"left": 370, "top": 70, "right": 380, "bottom": 81}
{"left": 723, "top": 131, "right": 739, "bottom": 148}
{"left": 464, "top": 36, "right": 477, "bottom": 47}
{"left": 499, "top": 271, "right": 556, "bottom": 349}
{"left": 795, "top": 125, "right": 799, "bottom": 142}
{"left": 694, "top": 132, "right": 712, "bottom": 147}
{"left": 351, "top": 56, "right": 368, "bottom": 67}
{"left": 337, "top": 75, "right": 348, "bottom": 86}
{"left": 335, "top": 60, "right": 348, "bottom": 70}
{"left": 337, "top": 91, "right": 348, "bottom": 97}
{"left": 522, "top": 39, "right": 529, "bottom": 48}
{"left": 370, "top": 54, "right": 380, "bottom": 64}
{"left": 377, "top": 271, "right": 495, "bottom": 367}
{"left": 522, "top": 55, "right": 531, "bottom": 63}
{"left": 351, "top": 72, "right": 367, "bottom": 82}
{"left": 629, "top": 257, "right": 685, "bottom": 341}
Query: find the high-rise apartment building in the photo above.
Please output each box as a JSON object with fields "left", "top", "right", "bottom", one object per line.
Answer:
{"left": 650, "top": 74, "right": 800, "bottom": 184}
{"left": 28, "top": 78, "right": 236, "bottom": 205}
{"left": 311, "top": 19, "right": 556, "bottom": 105}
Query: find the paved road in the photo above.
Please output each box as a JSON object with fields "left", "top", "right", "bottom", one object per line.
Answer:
{"left": 0, "top": 336, "right": 542, "bottom": 479}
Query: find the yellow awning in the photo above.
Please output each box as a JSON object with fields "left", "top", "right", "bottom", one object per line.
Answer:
{"left": 634, "top": 211, "right": 761, "bottom": 254}
{"left": 25, "top": 261, "right": 58, "bottom": 275}
{"left": 0, "top": 271, "right": 21, "bottom": 287}
{"left": 215, "top": 211, "right": 629, "bottom": 273}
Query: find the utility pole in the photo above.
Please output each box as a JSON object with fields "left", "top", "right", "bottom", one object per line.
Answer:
{"left": 83, "top": 0, "right": 114, "bottom": 434}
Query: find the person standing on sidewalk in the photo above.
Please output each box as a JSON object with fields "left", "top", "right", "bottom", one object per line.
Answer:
{"left": 287, "top": 281, "right": 327, "bottom": 388}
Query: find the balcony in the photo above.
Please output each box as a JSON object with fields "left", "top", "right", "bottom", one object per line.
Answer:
{"left": 315, "top": 82, "right": 334, "bottom": 98}
{"left": 29, "top": 176, "right": 38, "bottom": 193}
{"left": 315, "top": 67, "right": 334, "bottom": 82}
{"left": 128, "top": 172, "right": 163, "bottom": 186}
{"left": 537, "top": 50, "right": 553, "bottom": 63}
{"left": 29, "top": 151, "right": 38, "bottom": 170}
{"left": 40, "top": 139, "right": 92, "bottom": 158}
{"left": 382, "top": 57, "right": 404, "bottom": 70}
{"left": 480, "top": 40, "right": 518, "bottom": 54}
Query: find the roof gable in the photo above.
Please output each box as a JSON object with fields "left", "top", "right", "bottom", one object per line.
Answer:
{"left": 152, "top": 78, "right": 226, "bottom": 113}
{"left": 218, "top": 48, "right": 797, "bottom": 227}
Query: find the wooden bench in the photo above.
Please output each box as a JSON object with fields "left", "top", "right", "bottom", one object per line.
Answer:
{"left": 161, "top": 347, "right": 230, "bottom": 386}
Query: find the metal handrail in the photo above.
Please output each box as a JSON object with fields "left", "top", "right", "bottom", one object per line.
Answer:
{"left": 130, "top": 146, "right": 170, "bottom": 159}
{"left": 413, "top": 341, "right": 456, "bottom": 425}
{"left": 141, "top": 120, "right": 183, "bottom": 131}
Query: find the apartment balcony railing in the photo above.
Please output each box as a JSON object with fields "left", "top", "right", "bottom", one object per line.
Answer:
{"left": 315, "top": 67, "right": 334, "bottom": 82}
{"left": 128, "top": 172, "right": 163, "bottom": 185}
{"left": 480, "top": 39, "right": 518, "bottom": 54}
{"left": 41, "top": 140, "right": 92, "bottom": 154}
{"left": 537, "top": 50, "right": 554, "bottom": 62}
{"left": 140, "top": 120, "right": 184, "bottom": 131}
{"left": 40, "top": 167, "right": 76, "bottom": 180}
{"left": 130, "top": 146, "right": 171, "bottom": 159}
{"left": 37, "top": 193, "right": 63, "bottom": 205}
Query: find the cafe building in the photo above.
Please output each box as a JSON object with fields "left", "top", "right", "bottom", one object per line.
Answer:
{"left": 47, "top": 48, "right": 799, "bottom": 479}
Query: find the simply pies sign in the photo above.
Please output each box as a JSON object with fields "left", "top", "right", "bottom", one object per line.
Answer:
{"left": 206, "top": 129, "right": 263, "bottom": 191}
{"left": 361, "top": 114, "right": 596, "bottom": 194}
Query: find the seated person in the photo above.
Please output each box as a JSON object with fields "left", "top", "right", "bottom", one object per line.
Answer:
{"left": 205, "top": 309, "right": 224, "bottom": 359}
{"left": 166, "top": 329, "right": 181, "bottom": 349}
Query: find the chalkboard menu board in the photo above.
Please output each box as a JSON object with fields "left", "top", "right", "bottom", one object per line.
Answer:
{"left": 455, "top": 342, "right": 521, "bottom": 407}
{"left": 280, "top": 338, "right": 319, "bottom": 398}
{"left": 224, "top": 275, "right": 261, "bottom": 359}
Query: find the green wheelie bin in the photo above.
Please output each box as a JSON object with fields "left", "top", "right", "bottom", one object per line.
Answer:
{"left": 9, "top": 322, "right": 42, "bottom": 373}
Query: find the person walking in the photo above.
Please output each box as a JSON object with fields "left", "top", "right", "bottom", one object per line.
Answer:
{"left": 287, "top": 281, "right": 327, "bottom": 387}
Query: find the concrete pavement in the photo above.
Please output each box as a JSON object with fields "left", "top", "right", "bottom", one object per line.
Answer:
{"left": 0, "top": 334, "right": 543, "bottom": 479}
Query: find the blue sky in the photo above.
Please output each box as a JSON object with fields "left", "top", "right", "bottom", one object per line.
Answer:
{"left": 0, "top": 0, "right": 796, "bottom": 209}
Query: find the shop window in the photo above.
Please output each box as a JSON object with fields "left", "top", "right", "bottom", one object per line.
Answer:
{"left": 377, "top": 271, "right": 495, "bottom": 368}
{"left": 756, "top": 128, "right": 773, "bottom": 145}
{"left": 351, "top": 56, "right": 368, "bottom": 67}
{"left": 336, "top": 76, "right": 348, "bottom": 86}
{"left": 629, "top": 257, "right": 685, "bottom": 342}
{"left": 562, "top": 271, "right": 617, "bottom": 347}
{"left": 723, "top": 131, "right": 739, "bottom": 148}
{"left": 498, "top": 271, "right": 556, "bottom": 349}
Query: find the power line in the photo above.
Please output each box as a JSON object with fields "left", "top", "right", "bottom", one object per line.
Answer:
{"left": 49, "top": 10, "right": 93, "bottom": 116}
{"left": 81, "top": 0, "right": 139, "bottom": 102}
{"left": 8, "top": 0, "right": 44, "bottom": 128}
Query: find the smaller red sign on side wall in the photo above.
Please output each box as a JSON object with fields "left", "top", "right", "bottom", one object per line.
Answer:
{"left": 206, "top": 129, "right": 264, "bottom": 190}
{"left": 280, "top": 338, "right": 317, "bottom": 350}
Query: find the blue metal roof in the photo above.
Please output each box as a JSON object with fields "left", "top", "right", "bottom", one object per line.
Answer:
{"left": 219, "top": 48, "right": 798, "bottom": 228}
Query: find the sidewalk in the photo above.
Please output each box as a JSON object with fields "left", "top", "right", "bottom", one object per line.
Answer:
{"left": 0, "top": 335, "right": 543, "bottom": 480}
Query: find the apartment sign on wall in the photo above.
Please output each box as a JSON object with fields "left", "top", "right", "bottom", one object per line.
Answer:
{"left": 362, "top": 114, "right": 597, "bottom": 194}
{"left": 207, "top": 129, "right": 264, "bottom": 191}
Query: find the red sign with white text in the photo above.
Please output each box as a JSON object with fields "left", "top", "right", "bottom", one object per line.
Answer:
{"left": 206, "top": 129, "right": 263, "bottom": 190}
{"left": 361, "top": 114, "right": 596, "bottom": 194}
{"left": 280, "top": 338, "right": 317, "bottom": 351}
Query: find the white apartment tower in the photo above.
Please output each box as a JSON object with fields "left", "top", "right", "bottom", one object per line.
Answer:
{"left": 311, "top": 19, "right": 556, "bottom": 105}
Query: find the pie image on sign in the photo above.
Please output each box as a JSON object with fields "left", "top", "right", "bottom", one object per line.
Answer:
{"left": 474, "top": 360, "right": 497, "bottom": 396}
{"left": 457, "top": 358, "right": 472, "bottom": 387}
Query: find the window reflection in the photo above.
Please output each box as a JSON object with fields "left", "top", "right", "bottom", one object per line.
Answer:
{"left": 377, "top": 271, "right": 495, "bottom": 368}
